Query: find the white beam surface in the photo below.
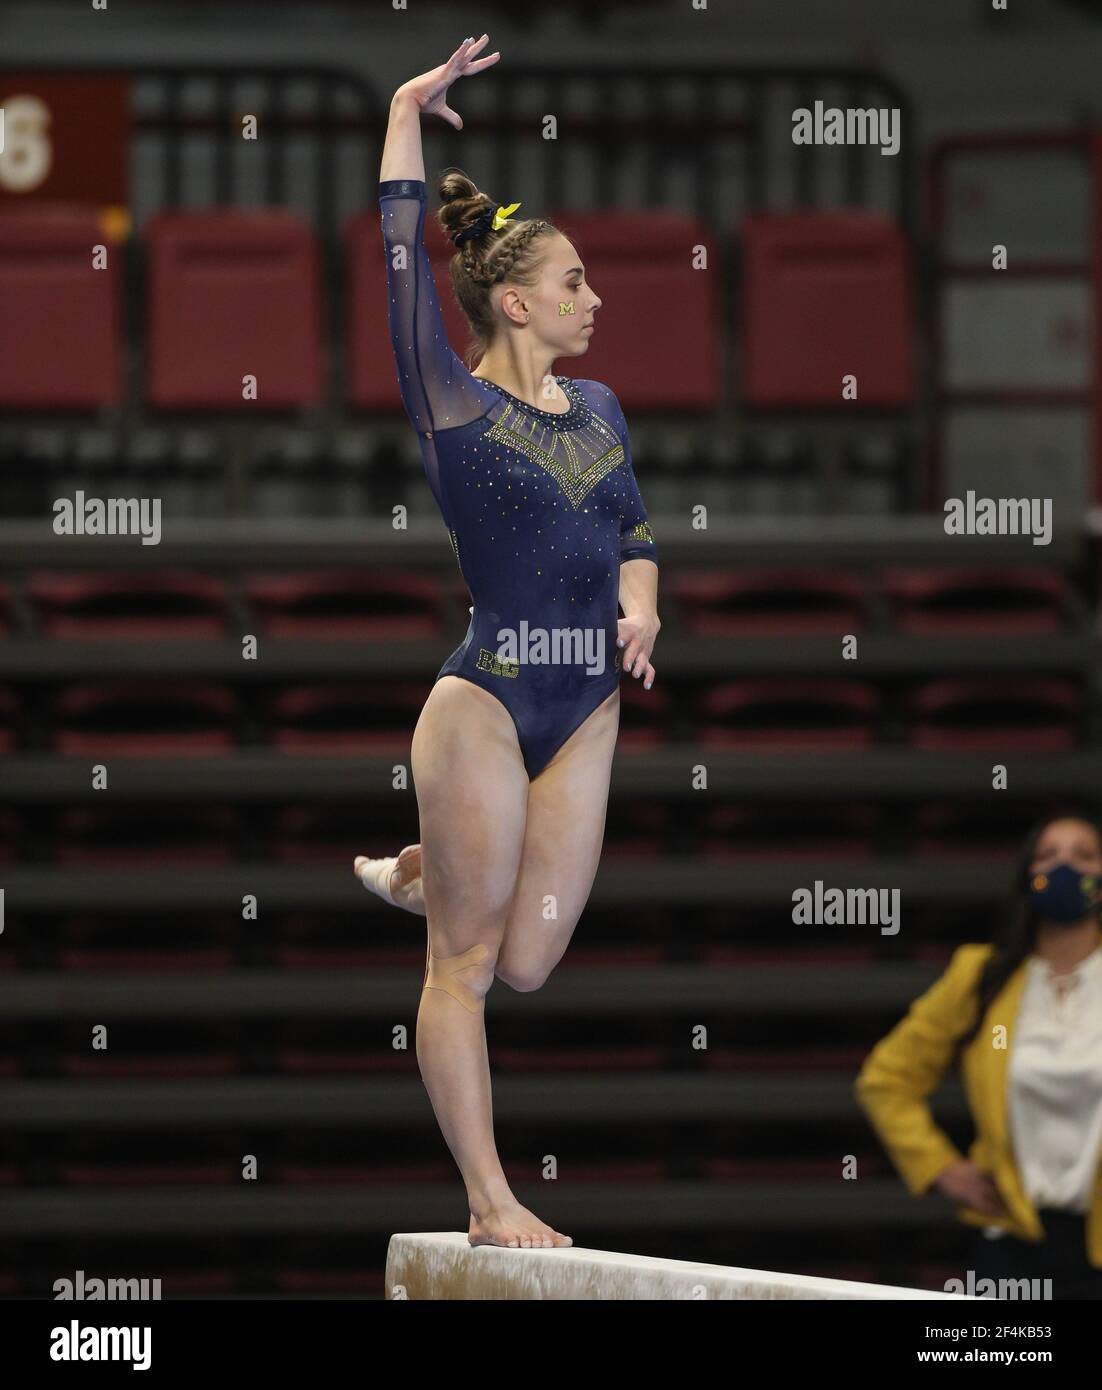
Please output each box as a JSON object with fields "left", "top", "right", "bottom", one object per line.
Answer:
{"left": 386, "top": 1232, "right": 977, "bottom": 1300}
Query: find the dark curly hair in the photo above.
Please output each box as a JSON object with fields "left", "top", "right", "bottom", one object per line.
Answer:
{"left": 435, "top": 168, "right": 560, "bottom": 369}
{"left": 950, "top": 803, "right": 1102, "bottom": 1067}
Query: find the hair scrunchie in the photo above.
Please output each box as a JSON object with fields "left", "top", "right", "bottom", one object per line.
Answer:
{"left": 451, "top": 200, "right": 521, "bottom": 246}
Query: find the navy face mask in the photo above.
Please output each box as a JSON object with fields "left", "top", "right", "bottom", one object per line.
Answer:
{"left": 1029, "top": 862, "right": 1100, "bottom": 923}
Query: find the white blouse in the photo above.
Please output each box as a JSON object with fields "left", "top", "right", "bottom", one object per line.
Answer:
{"left": 983, "top": 945, "right": 1102, "bottom": 1237}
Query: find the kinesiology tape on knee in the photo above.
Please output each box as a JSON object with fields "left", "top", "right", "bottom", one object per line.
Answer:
{"left": 423, "top": 942, "right": 491, "bottom": 1013}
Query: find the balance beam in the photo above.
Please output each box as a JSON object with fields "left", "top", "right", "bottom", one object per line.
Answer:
{"left": 386, "top": 1233, "right": 976, "bottom": 1300}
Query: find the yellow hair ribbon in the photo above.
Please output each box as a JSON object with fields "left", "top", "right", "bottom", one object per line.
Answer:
{"left": 492, "top": 201, "right": 521, "bottom": 231}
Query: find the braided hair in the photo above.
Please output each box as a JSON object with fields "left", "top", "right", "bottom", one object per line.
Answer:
{"left": 436, "top": 168, "right": 557, "bottom": 368}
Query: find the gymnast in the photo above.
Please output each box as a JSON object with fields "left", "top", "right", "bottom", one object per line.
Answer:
{"left": 355, "top": 35, "right": 660, "bottom": 1249}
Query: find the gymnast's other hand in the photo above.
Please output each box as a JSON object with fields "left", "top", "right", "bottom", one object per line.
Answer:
{"left": 618, "top": 612, "right": 660, "bottom": 690}
{"left": 394, "top": 34, "right": 501, "bottom": 129}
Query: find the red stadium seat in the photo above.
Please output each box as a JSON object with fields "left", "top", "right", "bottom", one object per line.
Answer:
{"left": 58, "top": 948, "right": 235, "bottom": 972}
{"left": 56, "top": 805, "right": 241, "bottom": 866}
{"left": 741, "top": 210, "right": 914, "bottom": 408}
{"left": 57, "top": 913, "right": 238, "bottom": 962}
{"left": 911, "top": 800, "right": 1037, "bottom": 860}
{"left": 273, "top": 1161, "right": 453, "bottom": 1187}
{"left": 52, "top": 681, "right": 237, "bottom": 754}
{"left": 700, "top": 801, "right": 879, "bottom": 858}
{"left": 58, "top": 1164, "right": 241, "bottom": 1208}
{"left": 884, "top": 567, "right": 1069, "bottom": 635}
{"left": 0, "top": 204, "right": 123, "bottom": 409}
{"left": 0, "top": 687, "right": 16, "bottom": 752}
{"left": 671, "top": 569, "right": 866, "bottom": 636}
{"left": 244, "top": 570, "right": 447, "bottom": 639}
{"left": 28, "top": 571, "right": 229, "bottom": 638}
{"left": 274, "top": 1052, "right": 407, "bottom": 1078}
{"left": 273, "top": 944, "right": 404, "bottom": 972}
{"left": 697, "top": 678, "right": 879, "bottom": 748}
{"left": 345, "top": 211, "right": 400, "bottom": 414}
{"left": 272, "top": 804, "right": 383, "bottom": 864}
{"left": 704, "top": 1057, "right": 868, "bottom": 1079}
{"left": 60, "top": 1056, "right": 239, "bottom": 1079}
{"left": 544, "top": 207, "right": 722, "bottom": 412}
{"left": 907, "top": 677, "right": 1080, "bottom": 750}
{"left": 494, "top": 1054, "right": 666, "bottom": 1078}
{"left": 146, "top": 209, "right": 324, "bottom": 409}
{"left": 270, "top": 682, "right": 424, "bottom": 753}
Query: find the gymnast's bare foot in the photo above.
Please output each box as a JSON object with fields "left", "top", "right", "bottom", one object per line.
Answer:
{"left": 353, "top": 844, "right": 423, "bottom": 908}
{"left": 468, "top": 1196, "right": 572, "bottom": 1249}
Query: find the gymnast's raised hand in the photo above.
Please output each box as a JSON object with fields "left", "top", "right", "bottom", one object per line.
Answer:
{"left": 396, "top": 34, "right": 501, "bottom": 131}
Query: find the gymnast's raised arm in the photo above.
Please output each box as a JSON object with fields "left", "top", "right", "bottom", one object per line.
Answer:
{"left": 378, "top": 37, "right": 502, "bottom": 436}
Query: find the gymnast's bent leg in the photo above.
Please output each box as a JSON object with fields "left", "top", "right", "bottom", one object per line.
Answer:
{"left": 359, "top": 687, "right": 621, "bottom": 961}
{"left": 496, "top": 688, "right": 621, "bottom": 990}
{"left": 352, "top": 687, "right": 619, "bottom": 925}
{"left": 411, "top": 674, "right": 571, "bottom": 1249}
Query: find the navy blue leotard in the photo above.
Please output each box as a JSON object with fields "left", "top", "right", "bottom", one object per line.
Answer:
{"left": 379, "top": 177, "right": 658, "bottom": 778}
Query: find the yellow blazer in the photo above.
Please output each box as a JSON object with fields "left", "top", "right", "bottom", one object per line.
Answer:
{"left": 854, "top": 942, "right": 1102, "bottom": 1266}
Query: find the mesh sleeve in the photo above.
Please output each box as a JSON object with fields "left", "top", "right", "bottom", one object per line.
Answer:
{"left": 377, "top": 178, "right": 499, "bottom": 436}
{"left": 607, "top": 390, "right": 658, "bottom": 566}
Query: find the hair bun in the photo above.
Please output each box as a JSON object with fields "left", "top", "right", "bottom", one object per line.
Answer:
{"left": 437, "top": 168, "right": 496, "bottom": 248}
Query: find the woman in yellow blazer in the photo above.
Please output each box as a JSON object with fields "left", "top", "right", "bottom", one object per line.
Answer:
{"left": 855, "top": 810, "right": 1102, "bottom": 1299}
